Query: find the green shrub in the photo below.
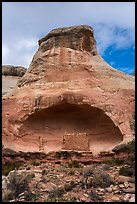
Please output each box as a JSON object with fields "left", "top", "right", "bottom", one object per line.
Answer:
{"left": 2, "top": 189, "right": 13, "bottom": 202}
{"left": 125, "top": 154, "right": 135, "bottom": 166}
{"left": 88, "top": 190, "right": 102, "bottom": 202}
{"left": 68, "top": 160, "right": 81, "bottom": 168}
{"left": 7, "top": 171, "right": 35, "bottom": 198}
{"left": 83, "top": 165, "right": 95, "bottom": 177}
{"left": 2, "top": 162, "right": 23, "bottom": 176}
{"left": 26, "top": 192, "right": 37, "bottom": 202}
{"left": 119, "top": 166, "right": 134, "bottom": 177}
{"left": 92, "top": 169, "right": 114, "bottom": 188}
{"left": 126, "top": 140, "right": 135, "bottom": 152}
{"left": 68, "top": 168, "right": 75, "bottom": 176}
{"left": 101, "top": 164, "right": 111, "bottom": 171}
{"left": 48, "top": 187, "right": 65, "bottom": 198}
{"left": 64, "top": 181, "right": 76, "bottom": 192}
{"left": 104, "top": 158, "right": 123, "bottom": 166}
{"left": 112, "top": 140, "right": 135, "bottom": 153}
{"left": 2, "top": 165, "right": 14, "bottom": 177}
{"left": 8, "top": 172, "right": 27, "bottom": 197}
{"left": 42, "top": 169, "right": 48, "bottom": 176}
{"left": 27, "top": 173, "right": 35, "bottom": 179}
{"left": 82, "top": 166, "right": 114, "bottom": 189}
{"left": 55, "top": 151, "right": 72, "bottom": 159}
{"left": 31, "top": 160, "right": 40, "bottom": 166}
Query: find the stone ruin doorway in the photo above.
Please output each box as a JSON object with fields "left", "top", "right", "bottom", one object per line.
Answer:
{"left": 22, "top": 103, "right": 123, "bottom": 154}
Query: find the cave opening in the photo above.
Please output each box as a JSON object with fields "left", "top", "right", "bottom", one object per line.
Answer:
{"left": 22, "top": 103, "right": 123, "bottom": 154}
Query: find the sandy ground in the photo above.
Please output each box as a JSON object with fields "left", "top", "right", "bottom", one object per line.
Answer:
{"left": 2, "top": 76, "right": 20, "bottom": 96}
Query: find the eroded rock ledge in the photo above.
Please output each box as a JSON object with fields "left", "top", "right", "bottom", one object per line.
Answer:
{"left": 38, "top": 25, "right": 97, "bottom": 55}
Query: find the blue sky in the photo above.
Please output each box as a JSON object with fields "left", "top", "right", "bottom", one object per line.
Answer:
{"left": 2, "top": 2, "right": 135, "bottom": 75}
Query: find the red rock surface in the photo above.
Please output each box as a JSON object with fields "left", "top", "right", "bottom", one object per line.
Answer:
{"left": 2, "top": 25, "right": 135, "bottom": 155}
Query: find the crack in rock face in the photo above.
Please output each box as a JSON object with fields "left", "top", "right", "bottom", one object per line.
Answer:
{"left": 2, "top": 25, "right": 135, "bottom": 155}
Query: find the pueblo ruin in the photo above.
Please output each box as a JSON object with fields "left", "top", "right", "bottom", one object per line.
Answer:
{"left": 2, "top": 25, "right": 135, "bottom": 155}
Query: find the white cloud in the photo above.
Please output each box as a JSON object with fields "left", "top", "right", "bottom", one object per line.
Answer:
{"left": 94, "top": 24, "right": 115, "bottom": 55}
{"left": 2, "top": 38, "right": 38, "bottom": 67}
{"left": 15, "top": 38, "right": 37, "bottom": 50}
{"left": 94, "top": 23, "right": 135, "bottom": 55}
{"left": 2, "top": 45, "right": 9, "bottom": 63}
{"left": 2, "top": 2, "right": 135, "bottom": 67}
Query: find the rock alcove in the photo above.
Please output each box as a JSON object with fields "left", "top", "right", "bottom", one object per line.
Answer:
{"left": 21, "top": 103, "right": 123, "bottom": 154}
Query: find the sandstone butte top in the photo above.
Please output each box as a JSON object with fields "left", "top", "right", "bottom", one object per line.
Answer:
{"left": 39, "top": 25, "right": 93, "bottom": 42}
{"left": 2, "top": 25, "right": 135, "bottom": 155}
{"left": 38, "top": 25, "right": 97, "bottom": 56}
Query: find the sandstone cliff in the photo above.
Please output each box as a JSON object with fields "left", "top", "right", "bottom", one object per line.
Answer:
{"left": 2, "top": 25, "right": 135, "bottom": 155}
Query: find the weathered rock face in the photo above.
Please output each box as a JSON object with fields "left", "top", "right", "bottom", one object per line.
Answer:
{"left": 2, "top": 65, "right": 27, "bottom": 96}
{"left": 38, "top": 25, "right": 97, "bottom": 54}
{"left": 2, "top": 65, "right": 27, "bottom": 77}
{"left": 2, "top": 25, "right": 135, "bottom": 155}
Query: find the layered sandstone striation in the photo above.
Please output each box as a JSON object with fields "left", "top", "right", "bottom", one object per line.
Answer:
{"left": 2, "top": 25, "right": 135, "bottom": 155}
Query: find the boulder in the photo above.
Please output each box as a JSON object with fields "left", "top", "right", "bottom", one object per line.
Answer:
{"left": 116, "top": 176, "right": 132, "bottom": 183}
